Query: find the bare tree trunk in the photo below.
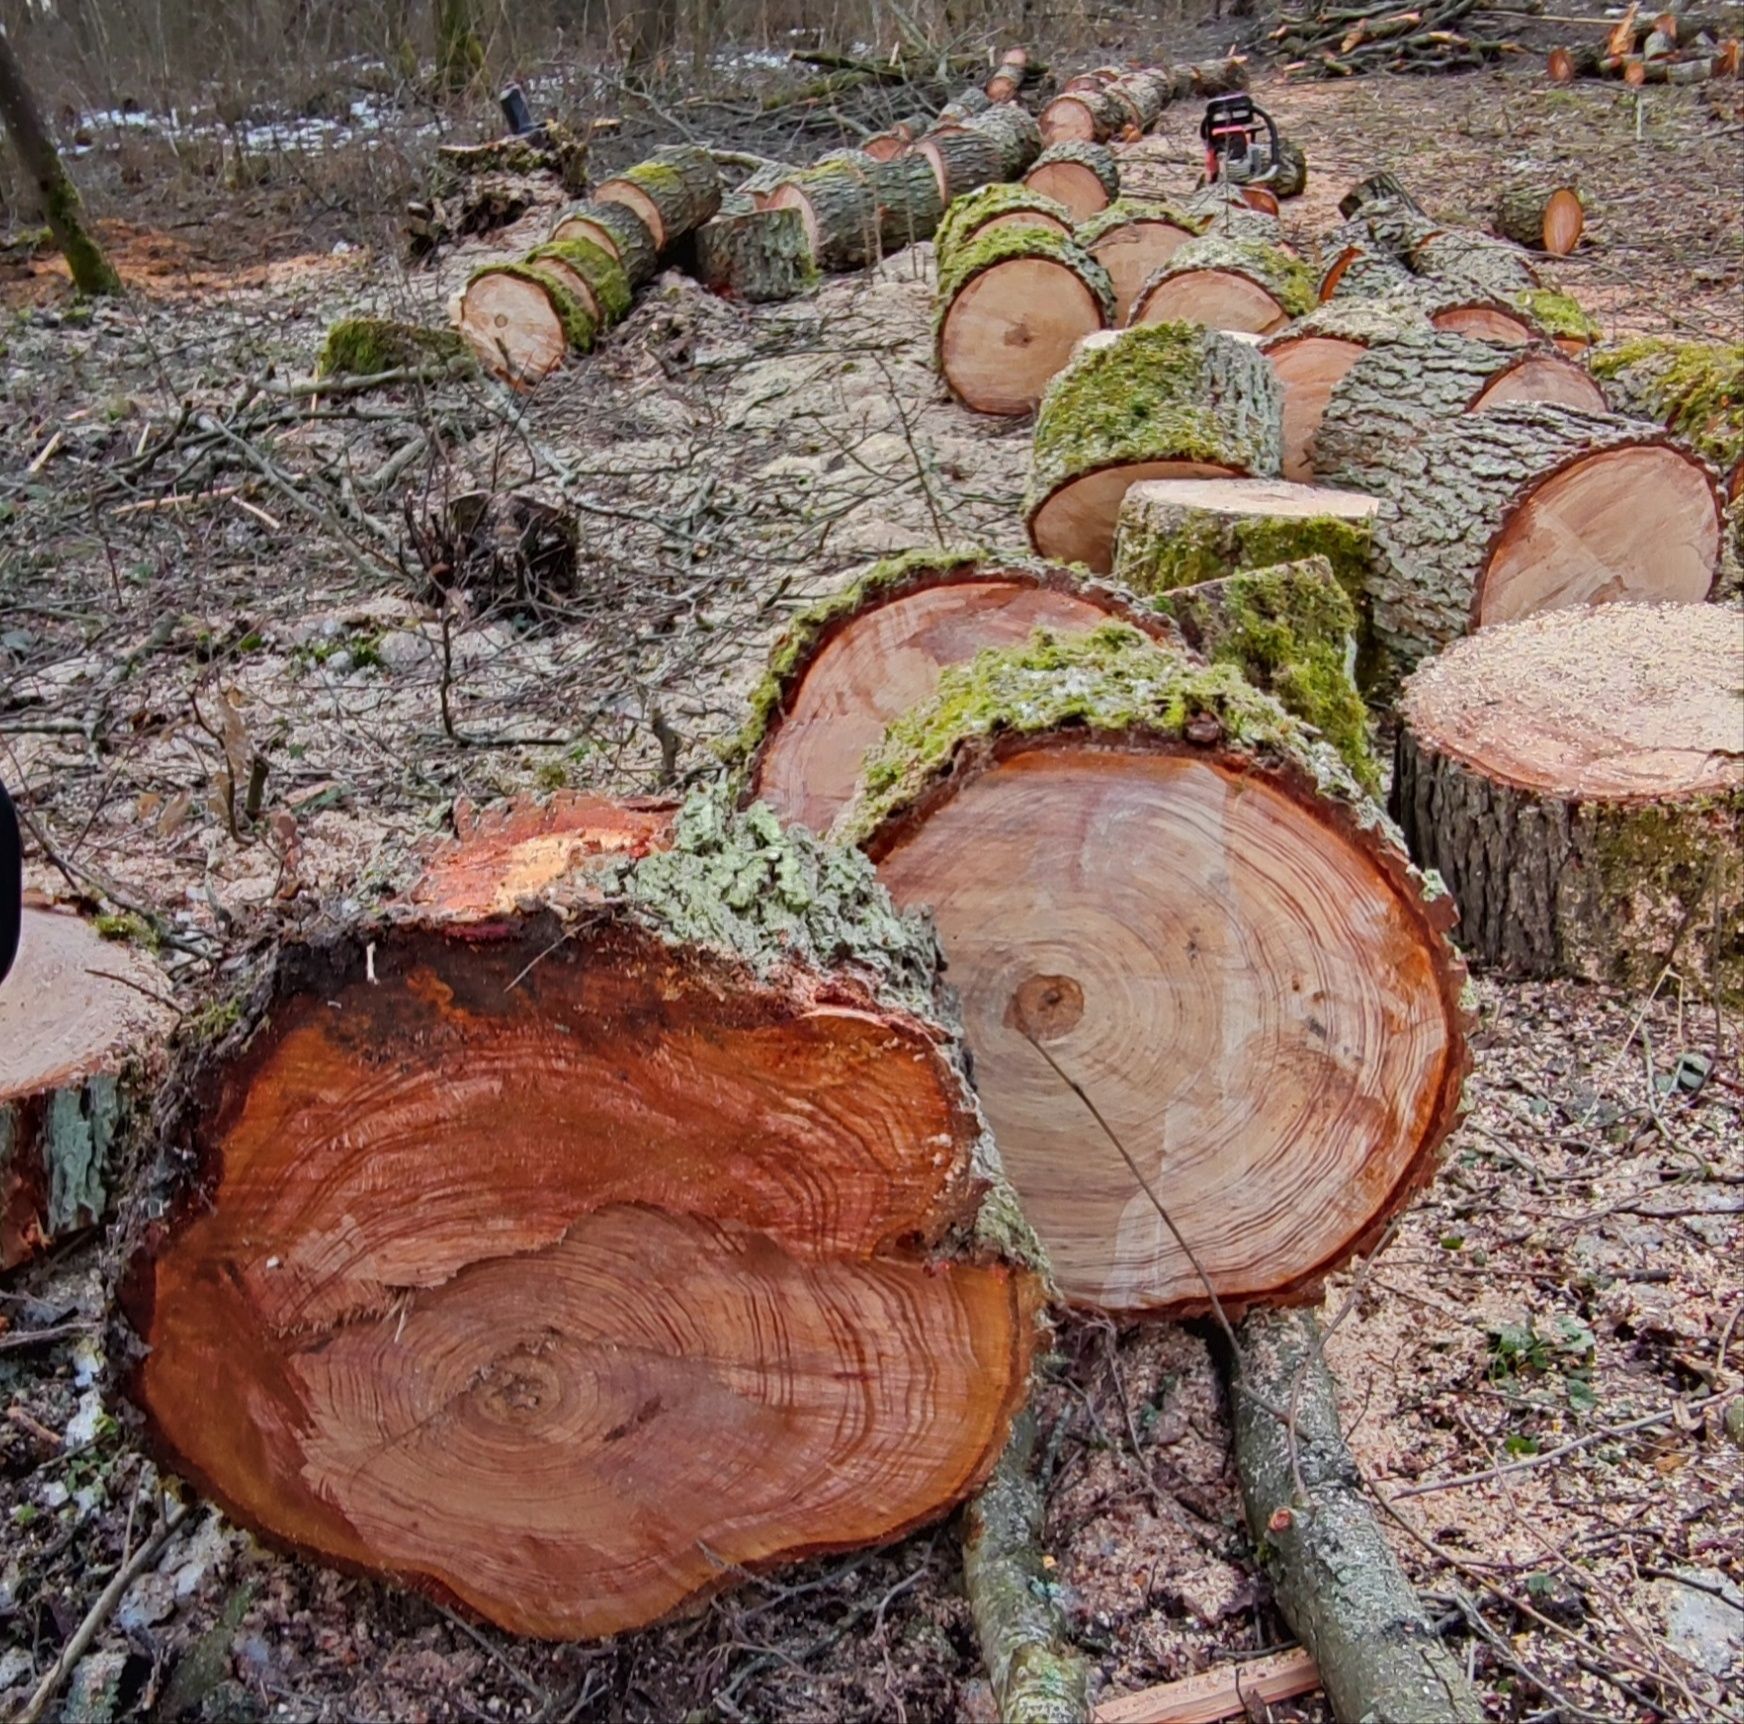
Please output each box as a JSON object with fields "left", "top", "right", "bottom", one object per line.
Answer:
{"left": 433, "top": 0, "right": 484, "bottom": 92}
{"left": 622, "top": 0, "right": 679, "bottom": 71}
{"left": 0, "top": 23, "right": 121, "bottom": 295}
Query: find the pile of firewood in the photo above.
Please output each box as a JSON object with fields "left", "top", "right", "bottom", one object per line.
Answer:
{"left": 1547, "top": 3, "right": 1742, "bottom": 83}
{"left": 1270, "top": 0, "right": 1514, "bottom": 73}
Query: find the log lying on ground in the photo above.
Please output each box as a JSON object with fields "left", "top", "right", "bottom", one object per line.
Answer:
{"left": 455, "top": 261, "right": 596, "bottom": 387}
{"left": 2, "top": 906, "right": 173, "bottom": 1270}
{"left": 970, "top": 101, "right": 1044, "bottom": 178}
{"left": 870, "top": 151, "right": 947, "bottom": 250}
{"left": 1410, "top": 228, "right": 1539, "bottom": 300}
{"left": 1395, "top": 604, "right": 1743, "bottom": 1003}
{"left": 1130, "top": 235, "right": 1316, "bottom": 334}
{"left": 594, "top": 144, "right": 722, "bottom": 251}
{"left": 119, "top": 794, "right": 1045, "bottom": 1640}
{"left": 1262, "top": 298, "right": 1434, "bottom": 482}
{"left": 914, "top": 129, "right": 1006, "bottom": 205}
{"left": 526, "top": 237, "right": 633, "bottom": 325}
{"left": 986, "top": 46, "right": 1031, "bottom": 102}
{"left": 694, "top": 202, "right": 817, "bottom": 302}
{"left": 549, "top": 199, "right": 659, "bottom": 289}
{"left": 935, "top": 184, "right": 1075, "bottom": 266}
{"left": 767, "top": 157, "right": 881, "bottom": 271}
{"left": 1075, "top": 200, "right": 1204, "bottom": 324}
{"left": 1494, "top": 181, "right": 1585, "bottom": 254}
{"left": 315, "top": 317, "right": 471, "bottom": 380}
{"left": 863, "top": 118, "right": 926, "bottom": 161}
{"left": 1319, "top": 228, "right": 1416, "bottom": 303}
{"left": 840, "top": 626, "right": 1469, "bottom": 1315}
{"left": 1590, "top": 337, "right": 1744, "bottom": 500}
{"left": 936, "top": 228, "right": 1114, "bottom": 416}
{"left": 1179, "top": 181, "right": 1285, "bottom": 243}
{"left": 1317, "top": 401, "right": 1722, "bottom": 668}
{"left": 1024, "top": 142, "right": 1120, "bottom": 221}
{"left": 1039, "top": 78, "right": 1138, "bottom": 144}
{"left": 1026, "top": 323, "right": 1284, "bottom": 571}
{"left": 736, "top": 549, "right": 1172, "bottom": 835}
{"left": 1227, "top": 1308, "right": 1485, "bottom": 1724}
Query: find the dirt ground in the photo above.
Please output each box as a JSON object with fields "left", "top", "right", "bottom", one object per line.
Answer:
{"left": 2, "top": 34, "right": 1741, "bottom": 1724}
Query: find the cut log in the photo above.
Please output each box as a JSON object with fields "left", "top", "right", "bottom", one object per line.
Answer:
{"left": 1590, "top": 337, "right": 1744, "bottom": 500}
{"left": 694, "top": 205, "right": 817, "bottom": 302}
{"left": 736, "top": 160, "right": 801, "bottom": 205}
{"left": 1318, "top": 231, "right": 1415, "bottom": 302}
{"left": 913, "top": 130, "right": 1006, "bottom": 205}
{"left": 766, "top": 159, "right": 881, "bottom": 271}
{"left": 2, "top": 906, "right": 173, "bottom": 1270}
{"left": 1337, "top": 171, "right": 1425, "bottom": 221}
{"left": 1495, "top": 181, "right": 1586, "bottom": 255}
{"left": 986, "top": 47, "right": 1031, "bottom": 103}
{"left": 938, "top": 87, "right": 995, "bottom": 121}
{"left": 526, "top": 237, "right": 632, "bottom": 327}
{"left": 1395, "top": 604, "right": 1743, "bottom": 1003}
{"left": 934, "top": 184, "right": 1075, "bottom": 268}
{"left": 1075, "top": 200, "right": 1204, "bottom": 323}
{"left": 1317, "top": 402, "right": 1722, "bottom": 668}
{"left": 1178, "top": 181, "right": 1283, "bottom": 243}
{"left": 968, "top": 101, "right": 1044, "bottom": 178}
{"left": 1271, "top": 137, "right": 1309, "bottom": 199}
{"left": 118, "top": 793, "right": 1045, "bottom": 1641}
{"left": 1419, "top": 292, "right": 1542, "bottom": 346}
{"left": 1094, "top": 1648, "right": 1320, "bottom": 1724}
{"left": 455, "top": 262, "right": 595, "bottom": 387}
{"left": 1039, "top": 82, "right": 1133, "bottom": 145}
{"left": 1409, "top": 228, "right": 1540, "bottom": 299}
{"left": 1226, "top": 1309, "right": 1485, "bottom": 1724}
{"left": 1261, "top": 298, "right": 1433, "bottom": 482}
{"left": 1129, "top": 234, "right": 1317, "bottom": 335}
{"left": 869, "top": 151, "right": 947, "bottom": 250}
{"left": 593, "top": 144, "right": 722, "bottom": 251}
{"left": 840, "top": 625, "right": 1469, "bottom": 1315}
{"left": 549, "top": 199, "right": 658, "bottom": 289}
{"left": 1026, "top": 323, "right": 1284, "bottom": 572}
{"left": 936, "top": 228, "right": 1115, "bottom": 416}
{"left": 737, "top": 549, "right": 1171, "bottom": 835}
{"left": 1024, "top": 142, "right": 1120, "bottom": 222}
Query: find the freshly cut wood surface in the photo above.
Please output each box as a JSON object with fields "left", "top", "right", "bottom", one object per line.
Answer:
{"left": 767, "top": 162, "right": 880, "bottom": 271}
{"left": 1426, "top": 299, "right": 1538, "bottom": 345}
{"left": 549, "top": 199, "right": 657, "bottom": 288}
{"left": 1395, "top": 604, "right": 1743, "bottom": 1002}
{"left": 741, "top": 553, "right": 1168, "bottom": 834}
{"left": 455, "top": 265, "right": 589, "bottom": 386}
{"left": 934, "top": 184, "right": 1074, "bottom": 267}
{"left": 593, "top": 144, "right": 721, "bottom": 251}
{"left": 1495, "top": 183, "right": 1585, "bottom": 255}
{"left": 914, "top": 130, "right": 1004, "bottom": 204}
{"left": 1077, "top": 201, "right": 1201, "bottom": 323}
{"left": 1094, "top": 1647, "right": 1321, "bottom": 1724}
{"left": 846, "top": 628, "right": 1468, "bottom": 1315}
{"left": 1264, "top": 335, "right": 1366, "bottom": 481}
{"left": 1024, "top": 141, "right": 1120, "bottom": 221}
{"left": 2, "top": 906, "right": 173, "bottom": 1269}
{"left": 1130, "top": 235, "right": 1314, "bottom": 335}
{"left": 121, "top": 798, "right": 1042, "bottom": 1640}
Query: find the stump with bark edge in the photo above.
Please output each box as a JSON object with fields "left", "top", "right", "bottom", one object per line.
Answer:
{"left": 1495, "top": 182, "right": 1586, "bottom": 255}
{"left": 1394, "top": 604, "right": 1743, "bottom": 1003}
{"left": 1023, "top": 142, "right": 1119, "bottom": 222}
{"left": 455, "top": 262, "right": 595, "bottom": 387}
{"left": 593, "top": 145, "right": 721, "bottom": 251}
{"left": 695, "top": 204, "right": 817, "bottom": 303}
{"left": 119, "top": 794, "right": 1046, "bottom": 1641}
{"left": 839, "top": 625, "right": 1469, "bottom": 1315}
{"left": 1, "top": 906, "right": 174, "bottom": 1270}
{"left": 1075, "top": 200, "right": 1204, "bottom": 324}
{"left": 734, "top": 547, "right": 1176, "bottom": 836}
{"left": 1025, "top": 323, "right": 1284, "bottom": 573}
{"left": 936, "top": 227, "right": 1115, "bottom": 416}
{"left": 1130, "top": 234, "right": 1317, "bottom": 335}
{"left": 766, "top": 160, "right": 881, "bottom": 272}
{"left": 934, "top": 184, "right": 1074, "bottom": 268}
{"left": 549, "top": 199, "right": 658, "bottom": 289}
{"left": 1317, "top": 400, "right": 1722, "bottom": 669}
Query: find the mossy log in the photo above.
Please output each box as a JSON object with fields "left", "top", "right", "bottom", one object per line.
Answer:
{"left": 913, "top": 129, "right": 1005, "bottom": 205}
{"left": 315, "top": 317, "right": 470, "bottom": 379}
{"left": 2, "top": 906, "right": 173, "bottom": 1270}
{"left": 736, "top": 547, "right": 1173, "bottom": 834}
{"left": 1394, "top": 604, "right": 1743, "bottom": 1003}
{"left": 936, "top": 228, "right": 1114, "bottom": 416}
{"left": 455, "top": 261, "right": 596, "bottom": 387}
{"left": 869, "top": 151, "right": 947, "bottom": 250}
{"left": 1494, "top": 181, "right": 1585, "bottom": 255}
{"left": 1262, "top": 297, "right": 1432, "bottom": 481}
{"left": 1227, "top": 1308, "right": 1485, "bottom": 1724}
{"left": 935, "top": 184, "right": 1074, "bottom": 269}
{"left": 434, "top": 123, "right": 590, "bottom": 196}
{"left": 968, "top": 101, "right": 1044, "bottom": 178}
{"left": 840, "top": 625, "right": 1469, "bottom": 1316}
{"left": 549, "top": 199, "right": 659, "bottom": 289}
{"left": 1590, "top": 337, "right": 1744, "bottom": 500}
{"left": 1130, "top": 234, "right": 1316, "bottom": 335}
{"left": 1027, "top": 323, "right": 1284, "bottom": 572}
{"left": 1023, "top": 142, "right": 1120, "bottom": 222}
{"left": 767, "top": 159, "right": 881, "bottom": 272}
{"left": 118, "top": 793, "right": 1046, "bottom": 1641}
{"left": 963, "top": 1413, "right": 1090, "bottom": 1724}
{"left": 526, "top": 237, "right": 632, "bottom": 325}
{"left": 1316, "top": 401, "right": 1723, "bottom": 670}
{"left": 1075, "top": 199, "right": 1203, "bottom": 324}
{"left": 694, "top": 205, "right": 818, "bottom": 302}
{"left": 1271, "top": 137, "right": 1309, "bottom": 199}
{"left": 593, "top": 145, "right": 721, "bottom": 251}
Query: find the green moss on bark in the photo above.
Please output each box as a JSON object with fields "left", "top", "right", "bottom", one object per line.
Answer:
{"left": 316, "top": 317, "right": 469, "bottom": 377}
{"left": 466, "top": 261, "right": 598, "bottom": 351}
{"left": 529, "top": 236, "right": 633, "bottom": 322}
{"left": 1074, "top": 197, "right": 1204, "bottom": 250}
{"left": 935, "top": 184, "right": 1074, "bottom": 265}
{"left": 1590, "top": 338, "right": 1743, "bottom": 475}
{"left": 934, "top": 224, "right": 1114, "bottom": 341}
{"left": 1514, "top": 288, "right": 1599, "bottom": 343}
{"left": 42, "top": 170, "right": 122, "bottom": 296}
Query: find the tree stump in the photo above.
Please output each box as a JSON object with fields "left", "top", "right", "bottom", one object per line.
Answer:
{"left": 454, "top": 262, "right": 596, "bottom": 387}
{"left": 838, "top": 626, "right": 1469, "bottom": 1316}
{"left": 969, "top": 102, "right": 1044, "bottom": 178}
{"left": 735, "top": 549, "right": 1171, "bottom": 835}
{"left": 1130, "top": 235, "right": 1317, "bottom": 335}
{"left": 1026, "top": 324, "right": 1284, "bottom": 573}
{"left": 695, "top": 204, "right": 818, "bottom": 302}
{"left": 935, "top": 184, "right": 1075, "bottom": 267}
{"left": 1590, "top": 338, "right": 1744, "bottom": 501}
{"left": 593, "top": 145, "right": 722, "bottom": 252}
{"left": 1317, "top": 401, "right": 1723, "bottom": 668}
{"left": 2, "top": 906, "right": 172, "bottom": 1270}
{"left": 868, "top": 151, "right": 947, "bottom": 251}
{"left": 549, "top": 199, "right": 658, "bottom": 290}
{"left": 936, "top": 228, "right": 1114, "bottom": 416}
{"left": 766, "top": 159, "right": 881, "bottom": 272}
{"left": 1075, "top": 200, "right": 1203, "bottom": 324}
{"left": 1394, "top": 604, "right": 1743, "bottom": 1003}
{"left": 913, "top": 130, "right": 1005, "bottom": 205}
{"left": 118, "top": 795, "right": 1045, "bottom": 1641}
{"left": 1495, "top": 182, "right": 1585, "bottom": 255}
{"left": 1023, "top": 142, "right": 1120, "bottom": 222}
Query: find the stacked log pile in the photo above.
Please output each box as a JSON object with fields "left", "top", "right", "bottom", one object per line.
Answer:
{"left": 1547, "top": 7, "right": 1742, "bottom": 84}
{"left": 1270, "top": 0, "right": 1513, "bottom": 74}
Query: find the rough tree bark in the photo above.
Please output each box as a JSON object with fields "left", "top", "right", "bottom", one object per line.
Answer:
{"left": 0, "top": 24, "right": 121, "bottom": 295}
{"left": 1130, "top": 233, "right": 1318, "bottom": 334}
{"left": 1023, "top": 142, "right": 1120, "bottom": 221}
